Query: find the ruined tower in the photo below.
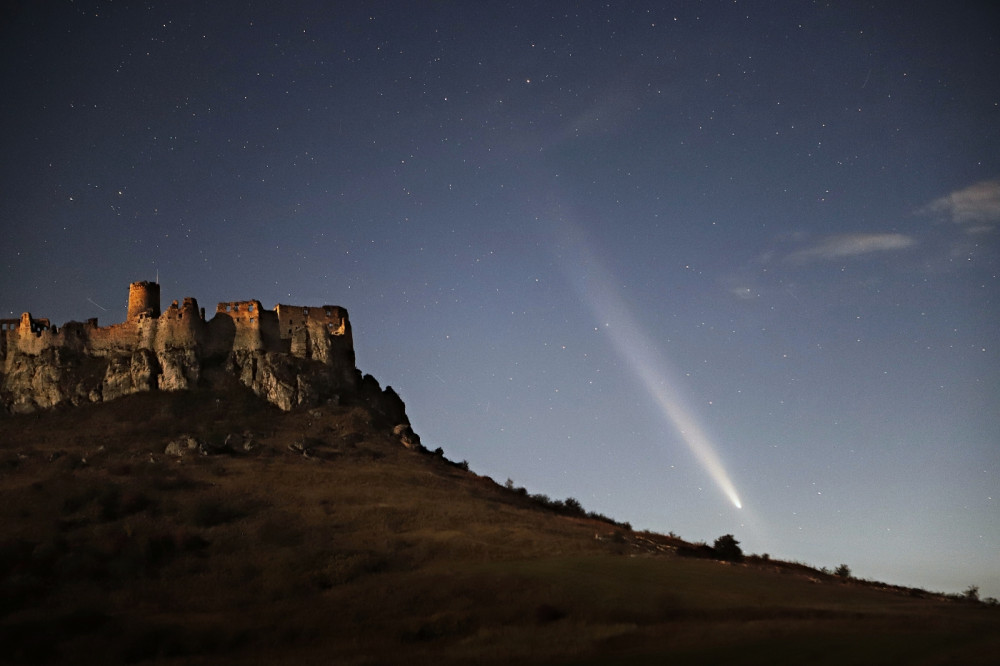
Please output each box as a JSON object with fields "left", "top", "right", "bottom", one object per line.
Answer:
{"left": 127, "top": 281, "right": 160, "bottom": 322}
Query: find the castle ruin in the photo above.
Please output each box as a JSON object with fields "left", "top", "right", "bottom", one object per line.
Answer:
{"left": 1, "top": 281, "right": 353, "bottom": 365}
{"left": 0, "top": 281, "right": 408, "bottom": 418}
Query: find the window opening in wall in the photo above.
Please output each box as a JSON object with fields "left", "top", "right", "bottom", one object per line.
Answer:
{"left": 249, "top": 317, "right": 255, "bottom": 323}
{"left": 249, "top": 303, "right": 254, "bottom": 312}
{"left": 226, "top": 304, "right": 232, "bottom": 312}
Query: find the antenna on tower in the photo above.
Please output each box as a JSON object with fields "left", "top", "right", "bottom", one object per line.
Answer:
{"left": 156, "top": 270, "right": 159, "bottom": 285}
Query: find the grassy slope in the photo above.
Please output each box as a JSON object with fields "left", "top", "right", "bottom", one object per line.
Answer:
{"left": 1, "top": 388, "right": 997, "bottom": 665}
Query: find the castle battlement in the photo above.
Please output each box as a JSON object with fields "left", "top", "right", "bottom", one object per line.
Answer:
{"left": 1, "top": 282, "right": 353, "bottom": 362}
{"left": 1, "top": 282, "right": 363, "bottom": 414}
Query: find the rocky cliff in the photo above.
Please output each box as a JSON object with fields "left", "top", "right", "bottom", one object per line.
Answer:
{"left": 0, "top": 284, "right": 412, "bottom": 431}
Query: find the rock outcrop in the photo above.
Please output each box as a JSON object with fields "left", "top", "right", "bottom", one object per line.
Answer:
{"left": 0, "top": 283, "right": 411, "bottom": 428}
{"left": 102, "top": 349, "right": 159, "bottom": 402}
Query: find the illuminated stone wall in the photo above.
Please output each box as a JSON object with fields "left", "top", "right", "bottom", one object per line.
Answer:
{"left": 2, "top": 284, "right": 354, "bottom": 364}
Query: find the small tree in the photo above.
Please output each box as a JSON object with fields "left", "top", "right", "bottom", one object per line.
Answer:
{"left": 712, "top": 534, "right": 743, "bottom": 561}
{"left": 964, "top": 585, "right": 980, "bottom": 602}
{"left": 563, "top": 497, "right": 584, "bottom": 516}
{"left": 834, "top": 564, "right": 851, "bottom": 578}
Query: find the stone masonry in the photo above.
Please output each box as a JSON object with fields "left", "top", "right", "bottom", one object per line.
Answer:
{"left": 0, "top": 281, "right": 406, "bottom": 422}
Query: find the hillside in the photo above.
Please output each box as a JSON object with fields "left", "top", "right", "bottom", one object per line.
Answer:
{"left": 1, "top": 387, "right": 998, "bottom": 665}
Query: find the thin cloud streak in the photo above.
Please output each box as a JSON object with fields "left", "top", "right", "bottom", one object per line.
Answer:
{"left": 786, "top": 233, "right": 916, "bottom": 263}
{"left": 919, "top": 178, "right": 1000, "bottom": 225}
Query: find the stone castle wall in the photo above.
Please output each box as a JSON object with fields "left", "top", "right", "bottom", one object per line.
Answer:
{"left": 275, "top": 304, "right": 352, "bottom": 362}
{"left": 0, "top": 282, "right": 367, "bottom": 415}
{"left": 215, "top": 300, "right": 270, "bottom": 352}
{"left": 2, "top": 284, "right": 353, "bottom": 363}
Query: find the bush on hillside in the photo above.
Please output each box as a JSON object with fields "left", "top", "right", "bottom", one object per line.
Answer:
{"left": 712, "top": 534, "right": 743, "bottom": 561}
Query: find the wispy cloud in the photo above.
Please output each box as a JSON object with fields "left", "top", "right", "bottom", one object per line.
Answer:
{"left": 786, "top": 233, "right": 917, "bottom": 263}
{"left": 919, "top": 178, "right": 1000, "bottom": 226}
{"left": 728, "top": 286, "right": 759, "bottom": 300}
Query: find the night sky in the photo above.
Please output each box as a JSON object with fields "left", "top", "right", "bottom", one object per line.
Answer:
{"left": 2, "top": 1, "right": 998, "bottom": 598}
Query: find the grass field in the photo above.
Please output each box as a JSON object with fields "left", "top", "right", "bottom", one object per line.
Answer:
{"left": 1, "top": 388, "right": 997, "bottom": 664}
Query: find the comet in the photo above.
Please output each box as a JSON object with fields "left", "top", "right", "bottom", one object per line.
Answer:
{"left": 558, "top": 223, "right": 743, "bottom": 510}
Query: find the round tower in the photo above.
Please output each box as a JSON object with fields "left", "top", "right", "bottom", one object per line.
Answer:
{"left": 127, "top": 281, "right": 161, "bottom": 322}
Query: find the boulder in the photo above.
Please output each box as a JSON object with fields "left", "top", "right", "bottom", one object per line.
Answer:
{"left": 164, "top": 436, "right": 201, "bottom": 457}
{"left": 393, "top": 423, "right": 421, "bottom": 450}
{"left": 225, "top": 431, "right": 257, "bottom": 452}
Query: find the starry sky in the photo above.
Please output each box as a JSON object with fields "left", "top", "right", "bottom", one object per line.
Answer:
{"left": 2, "top": 1, "right": 998, "bottom": 598}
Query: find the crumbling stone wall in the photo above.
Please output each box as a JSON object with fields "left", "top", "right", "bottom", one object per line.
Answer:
{"left": 3, "top": 313, "right": 57, "bottom": 357}
{"left": 154, "top": 298, "right": 204, "bottom": 351}
{"left": 83, "top": 321, "right": 144, "bottom": 356}
{"left": 215, "top": 300, "right": 267, "bottom": 352}
{"left": 274, "top": 304, "right": 353, "bottom": 364}
{"left": 1, "top": 282, "right": 365, "bottom": 414}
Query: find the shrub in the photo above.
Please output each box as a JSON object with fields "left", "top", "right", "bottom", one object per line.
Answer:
{"left": 712, "top": 534, "right": 743, "bottom": 561}
{"left": 562, "top": 497, "right": 584, "bottom": 516}
{"left": 834, "top": 564, "right": 851, "bottom": 578}
{"left": 530, "top": 493, "right": 551, "bottom": 507}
